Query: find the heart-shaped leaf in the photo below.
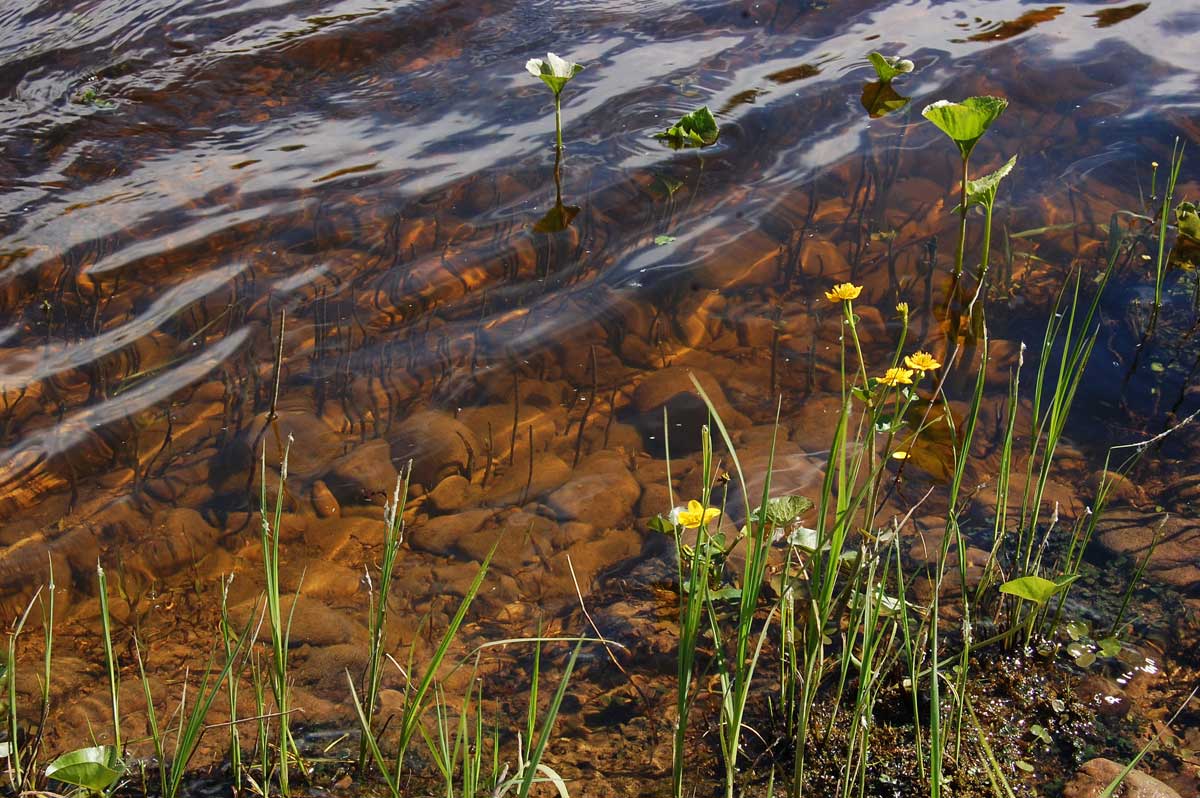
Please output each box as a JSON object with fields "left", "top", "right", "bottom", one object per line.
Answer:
{"left": 999, "top": 573, "right": 1075, "bottom": 604}
{"left": 45, "top": 746, "right": 124, "bottom": 792}
{"left": 654, "top": 106, "right": 720, "bottom": 148}
{"left": 922, "top": 96, "right": 1009, "bottom": 159}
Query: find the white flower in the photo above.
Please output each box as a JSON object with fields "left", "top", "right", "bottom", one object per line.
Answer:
{"left": 525, "top": 52, "right": 584, "bottom": 95}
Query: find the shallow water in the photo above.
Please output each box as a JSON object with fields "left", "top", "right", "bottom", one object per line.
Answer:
{"left": 1, "top": 0, "right": 1198, "bottom": 793}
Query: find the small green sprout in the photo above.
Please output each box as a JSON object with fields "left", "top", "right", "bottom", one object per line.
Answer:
{"left": 525, "top": 52, "right": 585, "bottom": 150}
{"left": 867, "top": 52, "right": 915, "bottom": 83}
{"left": 654, "top": 106, "right": 720, "bottom": 148}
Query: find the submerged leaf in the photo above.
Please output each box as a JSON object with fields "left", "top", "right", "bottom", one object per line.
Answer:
{"left": 45, "top": 746, "right": 124, "bottom": 792}
{"left": 654, "top": 234, "right": 677, "bottom": 246}
{"left": 922, "top": 96, "right": 1009, "bottom": 159}
{"left": 533, "top": 202, "right": 580, "bottom": 233}
{"left": 860, "top": 81, "right": 910, "bottom": 118}
{"left": 654, "top": 106, "right": 720, "bottom": 148}
{"left": 866, "top": 52, "right": 915, "bottom": 83}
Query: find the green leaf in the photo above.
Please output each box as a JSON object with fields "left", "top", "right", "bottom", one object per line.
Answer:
{"left": 1031, "top": 724, "right": 1053, "bottom": 744}
{"left": 1176, "top": 200, "right": 1200, "bottom": 241}
{"left": 647, "top": 515, "right": 673, "bottom": 535}
{"left": 45, "top": 746, "right": 124, "bottom": 792}
{"left": 1065, "top": 619, "right": 1089, "bottom": 641}
{"left": 999, "top": 574, "right": 1069, "bottom": 604}
{"left": 921, "top": 96, "right": 1009, "bottom": 159}
{"left": 866, "top": 52, "right": 914, "bottom": 83}
{"left": 959, "top": 154, "right": 1018, "bottom": 211}
{"left": 654, "top": 234, "right": 677, "bottom": 246}
{"left": 754, "top": 495, "right": 815, "bottom": 527}
{"left": 786, "top": 525, "right": 825, "bottom": 552}
{"left": 1097, "top": 637, "right": 1122, "bottom": 658}
{"left": 654, "top": 106, "right": 720, "bottom": 148}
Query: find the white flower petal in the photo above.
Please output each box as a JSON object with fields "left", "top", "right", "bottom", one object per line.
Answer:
{"left": 525, "top": 58, "right": 544, "bottom": 77}
{"left": 669, "top": 506, "right": 686, "bottom": 525}
{"left": 546, "top": 52, "right": 574, "bottom": 79}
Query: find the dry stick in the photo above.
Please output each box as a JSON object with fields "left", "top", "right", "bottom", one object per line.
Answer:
{"left": 520, "top": 426, "right": 535, "bottom": 505}
{"left": 268, "top": 308, "right": 286, "bottom": 422}
{"left": 483, "top": 422, "right": 495, "bottom": 488}
{"left": 602, "top": 386, "right": 618, "bottom": 449}
{"left": 573, "top": 346, "right": 598, "bottom": 468}
{"left": 509, "top": 371, "right": 520, "bottom": 466}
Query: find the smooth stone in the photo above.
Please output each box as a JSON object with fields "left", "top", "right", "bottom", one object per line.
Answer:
{"left": 459, "top": 510, "right": 553, "bottom": 572}
{"left": 1095, "top": 510, "right": 1200, "bottom": 592}
{"left": 324, "top": 439, "right": 399, "bottom": 505}
{"left": 391, "top": 410, "right": 479, "bottom": 488}
{"left": 1063, "top": 758, "right": 1181, "bottom": 798}
{"left": 428, "top": 474, "right": 480, "bottom": 513}
{"left": 547, "top": 452, "right": 642, "bottom": 529}
{"left": 310, "top": 480, "right": 340, "bottom": 518}
{"left": 243, "top": 409, "right": 346, "bottom": 479}
{"left": 408, "top": 509, "right": 495, "bottom": 556}
{"left": 482, "top": 452, "right": 572, "bottom": 506}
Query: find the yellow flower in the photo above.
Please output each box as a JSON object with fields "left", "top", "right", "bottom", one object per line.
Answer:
{"left": 825, "top": 282, "right": 863, "bottom": 303}
{"left": 671, "top": 500, "right": 721, "bottom": 529}
{"left": 878, "top": 367, "right": 914, "bottom": 387}
{"left": 896, "top": 301, "right": 909, "bottom": 318}
{"left": 903, "top": 351, "right": 942, "bottom": 372}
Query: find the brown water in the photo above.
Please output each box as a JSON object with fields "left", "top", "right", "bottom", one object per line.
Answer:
{"left": 1, "top": 0, "right": 1199, "bottom": 793}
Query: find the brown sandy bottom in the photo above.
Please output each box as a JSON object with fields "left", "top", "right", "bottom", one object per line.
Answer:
{"left": 0, "top": 0, "right": 1198, "bottom": 794}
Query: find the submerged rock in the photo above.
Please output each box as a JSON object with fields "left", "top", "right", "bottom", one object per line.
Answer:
{"left": 391, "top": 410, "right": 479, "bottom": 488}
{"left": 547, "top": 451, "right": 641, "bottom": 529}
{"left": 1095, "top": 510, "right": 1200, "bottom": 592}
{"left": 1063, "top": 758, "right": 1182, "bottom": 798}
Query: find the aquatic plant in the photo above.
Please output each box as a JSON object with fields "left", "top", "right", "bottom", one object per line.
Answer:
{"left": 258, "top": 443, "right": 299, "bottom": 796}
{"left": 525, "top": 53, "right": 584, "bottom": 150}
{"left": 654, "top": 106, "right": 720, "bottom": 148}
{"left": 867, "top": 52, "right": 914, "bottom": 84}
{"left": 861, "top": 53, "right": 914, "bottom": 117}
{"left": 922, "top": 97, "right": 1008, "bottom": 278}
{"left": 356, "top": 468, "right": 409, "bottom": 776}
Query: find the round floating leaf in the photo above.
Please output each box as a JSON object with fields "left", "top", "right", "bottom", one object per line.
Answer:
{"left": 921, "top": 96, "right": 1009, "bottom": 159}
{"left": 45, "top": 746, "right": 124, "bottom": 793}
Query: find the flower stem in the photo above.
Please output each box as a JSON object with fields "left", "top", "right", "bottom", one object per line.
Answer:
{"left": 554, "top": 93, "right": 563, "bottom": 151}
{"left": 953, "top": 155, "right": 970, "bottom": 279}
